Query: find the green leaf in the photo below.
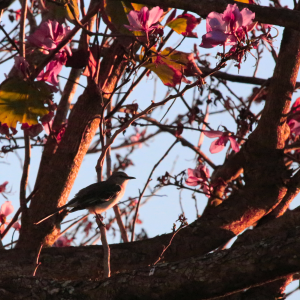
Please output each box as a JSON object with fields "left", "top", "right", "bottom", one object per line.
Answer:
{"left": 143, "top": 47, "right": 201, "bottom": 86}
{"left": 102, "top": 0, "right": 133, "bottom": 34}
{"left": 0, "top": 78, "right": 51, "bottom": 128}
{"left": 143, "top": 60, "right": 182, "bottom": 87}
{"left": 166, "top": 14, "right": 200, "bottom": 38}
{"left": 45, "top": 0, "right": 80, "bottom": 24}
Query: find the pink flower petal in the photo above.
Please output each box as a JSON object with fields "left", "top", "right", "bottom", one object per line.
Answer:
{"left": 0, "top": 201, "right": 14, "bottom": 216}
{"left": 229, "top": 136, "right": 240, "bottom": 152}
{"left": 206, "top": 11, "right": 226, "bottom": 32}
{"left": 147, "top": 6, "right": 163, "bottom": 27}
{"left": 203, "top": 130, "right": 223, "bottom": 138}
{"left": 240, "top": 8, "right": 255, "bottom": 27}
{"left": 200, "top": 31, "right": 229, "bottom": 48}
{"left": 185, "top": 178, "right": 199, "bottom": 186}
{"left": 209, "top": 138, "right": 226, "bottom": 154}
{"left": 12, "top": 221, "right": 21, "bottom": 230}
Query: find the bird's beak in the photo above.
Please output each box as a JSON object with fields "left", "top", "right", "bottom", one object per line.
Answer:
{"left": 127, "top": 176, "right": 136, "bottom": 180}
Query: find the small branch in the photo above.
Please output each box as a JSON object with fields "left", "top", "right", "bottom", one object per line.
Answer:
{"left": 107, "top": 103, "right": 129, "bottom": 243}
{"left": 95, "top": 214, "right": 111, "bottom": 278}
{"left": 131, "top": 140, "right": 178, "bottom": 242}
{"left": 153, "top": 214, "right": 187, "bottom": 266}
{"left": 19, "top": 133, "right": 31, "bottom": 210}
{"left": 19, "top": 0, "right": 28, "bottom": 57}
{"left": 32, "top": 243, "right": 43, "bottom": 277}
{"left": 142, "top": 116, "right": 216, "bottom": 169}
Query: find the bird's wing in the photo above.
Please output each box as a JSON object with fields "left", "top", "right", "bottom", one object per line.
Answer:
{"left": 67, "top": 183, "right": 122, "bottom": 211}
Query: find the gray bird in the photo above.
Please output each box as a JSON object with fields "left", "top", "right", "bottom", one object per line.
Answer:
{"left": 35, "top": 171, "right": 135, "bottom": 224}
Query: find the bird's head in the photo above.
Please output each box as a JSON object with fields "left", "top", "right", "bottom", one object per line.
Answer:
{"left": 107, "top": 172, "right": 135, "bottom": 185}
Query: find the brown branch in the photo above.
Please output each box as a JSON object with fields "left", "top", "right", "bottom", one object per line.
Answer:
{"left": 95, "top": 214, "right": 111, "bottom": 278}
{"left": 131, "top": 140, "right": 178, "bottom": 242}
{"left": 19, "top": 0, "right": 27, "bottom": 57}
{"left": 142, "top": 116, "right": 216, "bottom": 169}
{"left": 3, "top": 221, "right": 300, "bottom": 299}
{"left": 111, "top": 0, "right": 300, "bottom": 32}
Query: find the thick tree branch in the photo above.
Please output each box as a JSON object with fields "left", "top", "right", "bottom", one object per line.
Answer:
{"left": 3, "top": 221, "right": 300, "bottom": 299}
{"left": 111, "top": 0, "right": 300, "bottom": 32}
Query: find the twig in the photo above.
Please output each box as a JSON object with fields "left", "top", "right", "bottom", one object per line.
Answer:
{"left": 19, "top": 132, "right": 31, "bottom": 210}
{"left": 32, "top": 243, "right": 43, "bottom": 276}
{"left": 197, "top": 102, "right": 210, "bottom": 150}
{"left": 19, "top": 0, "right": 28, "bottom": 57}
{"left": 1, "top": 188, "right": 37, "bottom": 239}
{"left": 153, "top": 214, "right": 188, "bottom": 266}
{"left": 95, "top": 214, "right": 111, "bottom": 278}
{"left": 59, "top": 214, "right": 89, "bottom": 237}
{"left": 106, "top": 103, "right": 129, "bottom": 243}
{"left": 131, "top": 140, "right": 178, "bottom": 242}
{"left": 0, "top": 24, "right": 20, "bottom": 54}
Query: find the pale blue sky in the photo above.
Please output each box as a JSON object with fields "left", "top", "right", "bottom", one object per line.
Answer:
{"left": 0, "top": 0, "right": 299, "bottom": 297}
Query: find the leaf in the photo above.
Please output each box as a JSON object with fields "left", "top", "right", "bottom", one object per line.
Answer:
{"left": 102, "top": 0, "right": 133, "bottom": 34}
{"left": 0, "top": 78, "right": 51, "bottom": 128}
{"left": 143, "top": 47, "right": 201, "bottom": 87}
{"left": 144, "top": 60, "right": 183, "bottom": 87}
{"left": 166, "top": 14, "right": 201, "bottom": 38}
{"left": 45, "top": 0, "right": 80, "bottom": 24}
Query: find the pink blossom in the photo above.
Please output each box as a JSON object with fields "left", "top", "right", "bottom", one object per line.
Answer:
{"left": 200, "top": 4, "right": 255, "bottom": 48}
{"left": 27, "top": 20, "right": 71, "bottom": 55}
{"left": 37, "top": 52, "right": 68, "bottom": 86}
{"left": 53, "top": 235, "right": 73, "bottom": 247}
{"left": 124, "top": 6, "right": 164, "bottom": 37}
{"left": 203, "top": 130, "right": 240, "bottom": 153}
{"left": 130, "top": 128, "right": 146, "bottom": 146}
{"left": 27, "top": 20, "right": 71, "bottom": 86}
{"left": 288, "top": 119, "right": 300, "bottom": 136}
{"left": 0, "top": 201, "right": 14, "bottom": 232}
{"left": 0, "top": 182, "right": 8, "bottom": 194}
{"left": 186, "top": 164, "right": 211, "bottom": 196}
{"left": 12, "top": 221, "right": 21, "bottom": 230}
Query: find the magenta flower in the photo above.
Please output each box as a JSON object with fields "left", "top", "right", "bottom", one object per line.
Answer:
{"left": 37, "top": 52, "right": 68, "bottom": 86}
{"left": 186, "top": 164, "right": 211, "bottom": 196}
{"left": 203, "top": 130, "right": 240, "bottom": 154}
{"left": 0, "top": 201, "right": 14, "bottom": 233}
{"left": 27, "top": 20, "right": 71, "bottom": 55}
{"left": 124, "top": 6, "right": 164, "bottom": 38}
{"left": 200, "top": 4, "right": 255, "bottom": 48}
{"left": 27, "top": 20, "right": 71, "bottom": 86}
{"left": 288, "top": 119, "right": 300, "bottom": 136}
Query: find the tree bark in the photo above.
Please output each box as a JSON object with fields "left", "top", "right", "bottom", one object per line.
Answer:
{"left": 2, "top": 223, "right": 300, "bottom": 300}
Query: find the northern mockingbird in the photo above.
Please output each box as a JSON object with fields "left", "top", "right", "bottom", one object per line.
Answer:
{"left": 35, "top": 171, "right": 135, "bottom": 224}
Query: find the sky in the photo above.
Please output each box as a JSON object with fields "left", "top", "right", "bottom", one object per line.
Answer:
{"left": 0, "top": 0, "right": 300, "bottom": 297}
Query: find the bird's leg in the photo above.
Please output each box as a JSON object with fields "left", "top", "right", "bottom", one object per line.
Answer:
{"left": 94, "top": 212, "right": 106, "bottom": 227}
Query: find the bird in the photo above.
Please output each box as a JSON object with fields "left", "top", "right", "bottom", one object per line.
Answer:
{"left": 35, "top": 171, "right": 135, "bottom": 225}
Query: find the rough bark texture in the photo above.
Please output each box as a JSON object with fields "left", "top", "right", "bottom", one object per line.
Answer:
{"left": 2, "top": 225, "right": 300, "bottom": 300}
{"left": 1, "top": 209, "right": 300, "bottom": 282}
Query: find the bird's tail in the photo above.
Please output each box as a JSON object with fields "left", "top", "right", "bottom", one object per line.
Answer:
{"left": 34, "top": 205, "right": 68, "bottom": 225}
